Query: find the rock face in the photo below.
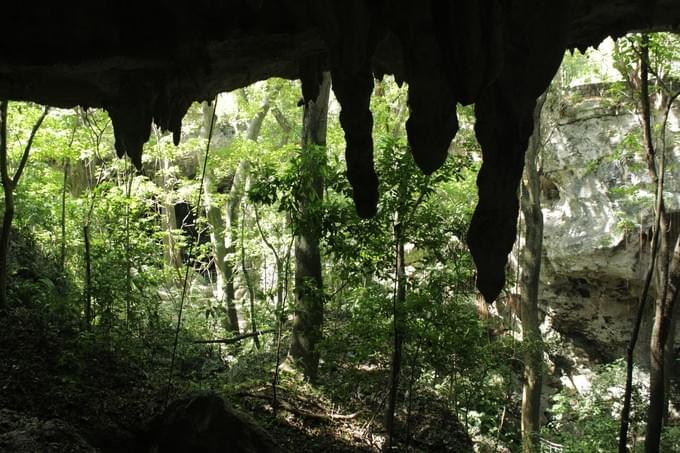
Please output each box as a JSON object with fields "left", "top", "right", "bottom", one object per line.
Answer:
{"left": 1, "top": 2, "right": 679, "bottom": 301}
{"left": 144, "top": 392, "right": 279, "bottom": 453}
{"left": 0, "top": 408, "right": 98, "bottom": 453}
{"left": 537, "top": 84, "right": 680, "bottom": 364}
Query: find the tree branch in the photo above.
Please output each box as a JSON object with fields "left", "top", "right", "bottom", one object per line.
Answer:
{"left": 0, "top": 102, "right": 9, "bottom": 188}
{"left": 272, "top": 107, "right": 293, "bottom": 135}
{"left": 254, "top": 203, "right": 281, "bottom": 264}
{"left": 12, "top": 105, "right": 49, "bottom": 185}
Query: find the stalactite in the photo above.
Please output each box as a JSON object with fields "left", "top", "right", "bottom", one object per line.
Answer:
{"left": 0, "top": 0, "right": 674, "bottom": 301}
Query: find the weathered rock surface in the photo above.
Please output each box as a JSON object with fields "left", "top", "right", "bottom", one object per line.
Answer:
{"left": 0, "top": 408, "right": 98, "bottom": 453}
{"left": 1, "top": 2, "right": 679, "bottom": 301}
{"left": 538, "top": 84, "right": 680, "bottom": 364}
{"left": 397, "top": 393, "right": 474, "bottom": 452}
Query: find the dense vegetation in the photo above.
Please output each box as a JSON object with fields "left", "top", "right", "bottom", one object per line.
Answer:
{"left": 0, "top": 33, "right": 678, "bottom": 452}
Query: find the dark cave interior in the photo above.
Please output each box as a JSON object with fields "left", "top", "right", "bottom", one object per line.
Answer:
{"left": 1, "top": 1, "right": 678, "bottom": 302}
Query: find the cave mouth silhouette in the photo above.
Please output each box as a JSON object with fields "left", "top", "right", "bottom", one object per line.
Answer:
{"left": 1, "top": 1, "right": 677, "bottom": 302}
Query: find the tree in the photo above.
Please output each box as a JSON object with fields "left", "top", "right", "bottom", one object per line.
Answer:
{"left": 201, "top": 90, "right": 273, "bottom": 336}
{"left": 289, "top": 72, "right": 331, "bottom": 382}
{"left": 200, "top": 100, "right": 240, "bottom": 335}
{"left": 79, "top": 108, "right": 110, "bottom": 330}
{"left": 638, "top": 37, "right": 680, "bottom": 453}
{"left": 612, "top": 33, "right": 680, "bottom": 452}
{"left": 0, "top": 101, "right": 49, "bottom": 309}
{"left": 315, "top": 80, "right": 483, "bottom": 447}
{"left": 384, "top": 212, "right": 407, "bottom": 451}
{"left": 157, "top": 134, "right": 184, "bottom": 276}
{"left": 518, "top": 93, "right": 547, "bottom": 453}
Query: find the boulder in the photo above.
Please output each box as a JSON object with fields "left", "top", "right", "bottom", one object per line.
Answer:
{"left": 144, "top": 392, "right": 279, "bottom": 453}
{"left": 0, "top": 408, "right": 98, "bottom": 453}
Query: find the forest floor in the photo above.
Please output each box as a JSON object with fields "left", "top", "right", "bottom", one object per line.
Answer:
{"left": 0, "top": 300, "right": 471, "bottom": 452}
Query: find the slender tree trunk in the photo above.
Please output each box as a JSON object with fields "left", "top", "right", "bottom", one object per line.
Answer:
{"left": 619, "top": 179, "right": 663, "bottom": 453}
{"left": 201, "top": 96, "right": 271, "bottom": 335}
{"left": 223, "top": 160, "right": 248, "bottom": 334}
{"left": 83, "top": 224, "right": 92, "bottom": 330}
{"left": 160, "top": 153, "right": 183, "bottom": 277}
{"left": 240, "top": 202, "right": 260, "bottom": 348}
{"left": 648, "top": 235, "right": 680, "bottom": 452}
{"left": 405, "top": 338, "right": 422, "bottom": 451}
{"left": 519, "top": 94, "right": 546, "bottom": 453}
{"left": 660, "top": 88, "right": 680, "bottom": 428}
{"left": 664, "top": 297, "right": 679, "bottom": 424}
{"left": 619, "top": 181, "right": 663, "bottom": 451}
{"left": 635, "top": 33, "right": 680, "bottom": 452}
{"left": 0, "top": 101, "right": 12, "bottom": 310}
{"left": 384, "top": 219, "right": 406, "bottom": 451}
{"left": 0, "top": 185, "right": 13, "bottom": 310}
{"left": 124, "top": 168, "right": 133, "bottom": 327}
{"left": 0, "top": 102, "right": 49, "bottom": 309}
{"left": 204, "top": 194, "right": 240, "bottom": 334}
{"left": 290, "top": 72, "right": 331, "bottom": 382}
{"left": 619, "top": 34, "right": 667, "bottom": 452}
{"left": 255, "top": 204, "right": 294, "bottom": 414}
{"left": 223, "top": 98, "right": 269, "bottom": 329}
{"left": 200, "top": 102, "right": 239, "bottom": 334}
{"left": 60, "top": 158, "right": 69, "bottom": 273}
{"left": 648, "top": 219, "right": 671, "bottom": 451}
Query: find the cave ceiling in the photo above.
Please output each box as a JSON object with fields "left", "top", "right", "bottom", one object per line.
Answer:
{"left": 1, "top": 1, "right": 679, "bottom": 302}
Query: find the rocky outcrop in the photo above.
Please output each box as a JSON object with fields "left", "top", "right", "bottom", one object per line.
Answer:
{"left": 537, "top": 85, "right": 680, "bottom": 365}
{"left": 398, "top": 393, "right": 474, "bottom": 452}
{"left": 1, "top": 2, "right": 679, "bottom": 301}
{"left": 0, "top": 408, "right": 98, "bottom": 453}
{"left": 143, "top": 392, "right": 279, "bottom": 453}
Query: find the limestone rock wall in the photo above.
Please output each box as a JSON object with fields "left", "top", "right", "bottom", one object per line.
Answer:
{"left": 536, "top": 86, "right": 680, "bottom": 365}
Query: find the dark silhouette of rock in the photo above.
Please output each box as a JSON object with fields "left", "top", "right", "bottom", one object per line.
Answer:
{"left": 144, "top": 392, "right": 279, "bottom": 453}
{"left": 0, "top": 408, "right": 98, "bottom": 453}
